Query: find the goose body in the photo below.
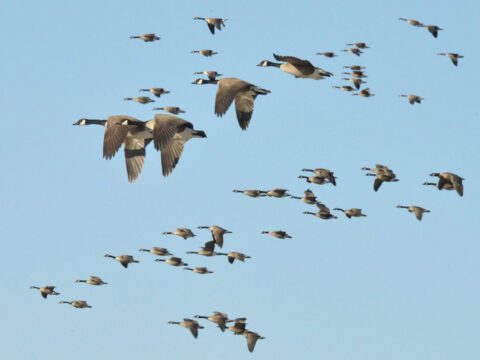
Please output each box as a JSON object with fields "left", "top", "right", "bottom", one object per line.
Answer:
{"left": 302, "top": 168, "right": 336, "bottom": 185}
{"left": 341, "top": 77, "right": 366, "bottom": 90}
{"left": 352, "top": 88, "right": 374, "bottom": 97}
{"left": 215, "top": 77, "right": 270, "bottom": 130}
{"left": 258, "top": 54, "right": 333, "bottom": 79}
{"left": 139, "top": 88, "right": 170, "bottom": 98}
{"left": 228, "top": 318, "right": 247, "bottom": 334}
{"left": 233, "top": 189, "right": 266, "bottom": 198}
{"left": 104, "top": 254, "right": 139, "bottom": 268}
{"left": 298, "top": 175, "right": 334, "bottom": 185}
{"left": 130, "top": 33, "right": 160, "bottom": 42}
{"left": 59, "top": 300, "right": 91, "bottom": 309}
{"left": 75, "top": 276, "right": 107, "bottom": 286}
{"left": 261, "top": 230, "right": 292, "bottom": 239}
{"left": 168, "top": 319, "right": 204, "bottom": 338}
{"left": 347, "top": 42, "right": 369, "bottom": 49}
{"left": 197, "top": 225, "right": 231, "bottom": 248}
{"left": 195, "top": 312, "right": 230, "bottom": 331}
{"left": 193, "top": 17, "right": 227, "bottom": 34}
{"left": 333, "top": 85, "right": 356, "bottom": 92}
{"left": 155, "top": 256, "right": 188, "bottom": 267}
{"left": 425, "top": 25, "right": 442, "bottom": 38}
{"left": 423, "top": 182, "right": 454, "bottom": 191}
{"left": 138, "top": 247, "right": 172, "bottom": 256}
{"left": 430, "top": 172, "right": 464, "bottom": 196}
{"left": 30, "top": 285, "right": 59, "bottom": 299}
{"left": 343, "top": 65, "right": 365, "bottom": 71}
{"left": 397, "top": 205, "right": 430, "bottom": 221}
{"left": 263, "top": 188, "right": 290, "bottom": 198}
{"left": 333, "top": 208, "right": 366, "bottom": 218}
{"left": 191, "top": 49, "right": 217, "bottom": 57}
{"left": 163, "top": 228, "right": 196, "bottom": 240}
{"left": 192, "top": 78, "right": 218, "bottom": 85}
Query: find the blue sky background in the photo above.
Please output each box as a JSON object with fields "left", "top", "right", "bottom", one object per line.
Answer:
{"left": 2, "top": 0, "right": 479, "bottom": 359}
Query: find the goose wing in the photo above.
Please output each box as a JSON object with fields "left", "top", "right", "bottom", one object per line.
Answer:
{"left": 215, "top": 78, "right": 251, "bottom": 117}
{"left": 103, "top": 115, "right": 135, "bottom": 159}
{"left": 234, "top": 90, "right": 256, "bottom": 130}
{"left": 160, "top": 134, "right": 185, "bottom": 176}
{"left": 124, "top": 138, "right": 151, "bottom": 182}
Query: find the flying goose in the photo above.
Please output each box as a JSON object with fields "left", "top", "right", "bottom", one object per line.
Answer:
{"left": 138, "top": 247, "right": 172, "bottom": 256}
{"left": 74, "top": 115, "right": 152, "bottom": 183}
{"left": 121, "top": 114, "right": 207, "bottom": 176}
{"left": 75, "top": 276, "right": 108, "bottom": 286}
{"left": 155, "top": 256, "right": 188, "bottom": 267}
{"left": 423, "top": 24, "right": 443, "bottom": 38}
{"left": 104, "top": 254, "right": 139, "bottom": 268}
{"left": 290, "top": 189, "right": 320, "bottom": 205}
{"left": 194, "top": 312, "right": 230, "bottom": 332}
{"left": 163, "top": 228, "right": 196, "bottom": 240}
{"left": 302, "top": 168, "right": 336, "bottom": 185}
{"left": 438, "top": 53, "right": 464, "bottom": 66}
{"left": 315, "top": 51, "right": 337, "bottom": 58}
{"left": 214, "top": 77, "right": 270, "bottom": 130}
{"left": 233, "top": 189, "right": 266, "bottom": 198}
{"left": 363, "top": 165, "right": 399, "bottom": 191}
{"left": 139, "top": 88, "right": 170, "bottom": 98}
{"left": 192, "top": 78, "right": 218, "bottom": 85}
{"left": 397, "top": 205, "right": 430, "bottom": 221}
{"left": 59, "top": 300, "right": 92, "bottom": 309}
{"left": 343, "top": 65, "right": 365, "bottom": 70}
{"left": 303, "top": 203, "right": 338, "bottom": 220}
{"left": 352, "top": 88, "right": 374, "bottom": 97}
{"left": 228, "top": 318, "right": 248, "bottom": 334}
{"left": 399, "top": 18, "right": 424, "bottom": 27}
{"left": 130, "top": 33, "right": 160, "bottom": 42}
{"left": 197, "top": 225, "right": 231, "bottom": 248}
{"left": 347, "top": 42, "right": 369, "bottom": 49}
{"left": 168, "top": 319, "right": 204, "bottom": 338}
{"left": 400, "top": 94, "right": 423, "bottom": 105}
{"left": 191, "top": 49, "right": 218, "bottom": 57}
{"left": 193, "top": 17, "right": 227, "bottom": 34}
{"left": 261, "top": 230, "right": 292, "bottom": 239}
{"left": 30, "top": 285, "right": 59, "bottom": 299}
{"left": 244, "top": 330, "right": 265, "bottom": 353}
{"left": 341, "top": 77, "right": 366, "bottom": 90}
{"left": 184, "top": 267, "right": 214, "bottom": 274}
{"left": 124, "top": 96, "right": 155, "bottom": 104}
{"left": 342, "top": 70, "right": 367, "bottom": 78}
{"left": 430, "top": 172, "right": 464, "bottom": 196}
{"left": 257, "top": 54, "right": 333, "bottom": 79}
{"left": 333, "top": 208, "right": 367, "bottom": 218}
{"left": 342, "top": 48, "right": 363, "bottom": 56}
{"left": 152, "top": 106, "right": 186, "bottom": 115}
{"left": 187, "top": 240, "right": 216, "bottom": 257}
{"left": 298, "top": 175, "right": 334, "bottom": 185}
{"left": 193, "top": 70, "right": 223, "bottom": 80}
{"left": 262, "top": 188, "right": 290, "bottom": 198}
{"left": 423, "top": 181, "right": 454, "bottom": 190}
{"left": 216, "top": 251, "right": 251, "bottom": 264}
{"left": 333, "top": 85, "right": 356, "bottom": 92}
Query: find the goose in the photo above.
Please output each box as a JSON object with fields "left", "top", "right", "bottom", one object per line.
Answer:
{"left": 423, "top": 24, "right": 443, "bottom": 38}
{"left": 155, "top": 256, "right": 188, "bottom": 267}
{"left": 168, "top": 319, "right": 204, "bottom": 338}
{"left": 341, "top": 77, "right": 366, "bottom": 90}
{"left": 214, "top": 77, "right": 270, "bottom": 130}
{"left": 193, "top": 70, "right": 223, "bottom": 80}
{"left": 104, "top": 254, "right": 139, "bottom": 268}
{"left": 257, "top": 54, "right": 333, "bottom": 79}
{"left": 343, "top": 65, "right": 365, "bottom": 70}
{"left": 347, "top": 42, "right": 369, "bottom": 49}
{"left": 228, "top": 318, "right": 247, "bottom": 334}
{"left": 191, "top": 49, "right": 218, "bottom": 57}
{"left": 216, "top": 251, "right": 251, "bottom": 264}
{"left": 302, "top": 168, "right": 336, "bottom": 185}
{"left": 352, "top": 88, "right": 374, "bottom": 97}
{"left": 438, "top": 53, "right": 464, "bottom": 66}
{"left": 342, "top": 48, "right": 363, "bottom": 56}
{"left": 139, "top": 88, "right": 170, "bottom": 98}
{"left": 397, "top": 205, "right": 430, "bottom": 221}
{"left": 184, "top": 267, "right": 214, "bottom": 274}
{"left": 192, "top": 78, "right": 218, "bottom": 85}
{"left": 342, "top": 70, "right": 367, "bottom": 78}
{"left": 303, "top": 203, "right": 338, "bottom": 220}
{"left": 363, "top": 165, "right": 399, "bottom": 191}
{"left": 121, "top": 114, "right": 207, "bottom": 176}
{"left": 124, "top": 96, "right": 155, "bottom": 104}
{"left": 130, "top": 33, "right": 160, "bottom": 42}
{"left": 233, "top": 189, "right": 266, "bottom": 198}
{"left": 152, "top": 106, "right": 186, "bottom": 115}
{"left": 430, "top": 172, "right": 464, "bottom": 196}
{"left": 138, "top": 247, "right": 172, "bottom": 256}
{"left": 261, "top": 188, "right": 290, "bottom": 198}
{"left": 187, "top": 240, "right": 216, "bottom": 257}
{"left": 315, "top": 51, "right": 337, "bottom": 58}
{"left": 244, "top": 330, "right": 265, "bottom": 353}
{"left": 423, "top": 181, "right": 454, "bottom": 190}
{"left": 163, "top": 228, "right": 196, "bottom": 240}
{"left": 59, "top": 300, "right": 92, "bottom": 309}
{"left": 290, "top": 189, "right": 320, "bottom": 205}
{"left": 362, "top": 164, "right": 392, "bottom": 174}
{"left": 333, "top": 208, "right": 367, "bottom": 218}
{"left": 74, "top": 115, "right": 152, "bottom": 183}
{"left": 298, "top": 175, "right": 334, "bottom": 185}
{"left": 333, "top": 85, "right": 356, "bottom": 92}
{"left": 30, "top": 285, "right": 59, "bottom": 299}
{"left": 399, "top": 18, "right": 424, "bottom": 27}
{"left": 197, "top": 225, "right": 231, "bottom": 248}
{"left": 75, "top": 276, "right": 108, "bottom": 286}
{"left": 400, "top": 94, "right": 423, "bottom": 105}
{"left": 193, "top": 17, "right": 227, "bottom": 34}
{"left": 194, "top": 312, "right": 230, "bottom": 332}
{"left": 261, "top": 230, "right": 292, "bottom": 239}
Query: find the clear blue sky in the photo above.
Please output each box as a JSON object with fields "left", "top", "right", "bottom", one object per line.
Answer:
{"left": 2, "top": 0, "right": 479, "bottom": 359}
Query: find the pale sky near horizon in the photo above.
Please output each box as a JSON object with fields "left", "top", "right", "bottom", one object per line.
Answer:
{"left": 1, "top": 1, "right": 480, "bottom": 359}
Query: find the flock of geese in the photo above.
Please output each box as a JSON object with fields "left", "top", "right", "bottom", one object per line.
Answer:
{"left": 33, "top": 14, "right": 466, "bottom": 355}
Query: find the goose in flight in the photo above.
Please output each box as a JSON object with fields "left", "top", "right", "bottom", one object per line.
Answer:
{"left": 168, "top": 319, "right": 204, "bottom": 338}
{"left": 30, "top": 285, "right": 60, "bottom": 299}
{"left": 130, "top": 33, "right": 160, "bottom": 42}
{"left": 438, "top": 52, "right": 464, "bottom": 66}
{"left": 257, "top": 54, "right": 333, "bottom": 79}
{"left": 193, "top": 17, "right": 227, "bottom": 34}
{"left": 430, "top": 172, "right": 464, "bottom": 196}
{"left": 400, "top": 94, "right": 423, "bottom": 105}
{"left": 397, "top": 205, "right": 430, "bottom": 221}
{"left": 75, "top": 276, "right": 108, "bottom": 286}
{"left": 214, "top": 77, "right": 270, "bottom": 130}
{"left": 399, "top": 18, "right": 424, "bottom": 27}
